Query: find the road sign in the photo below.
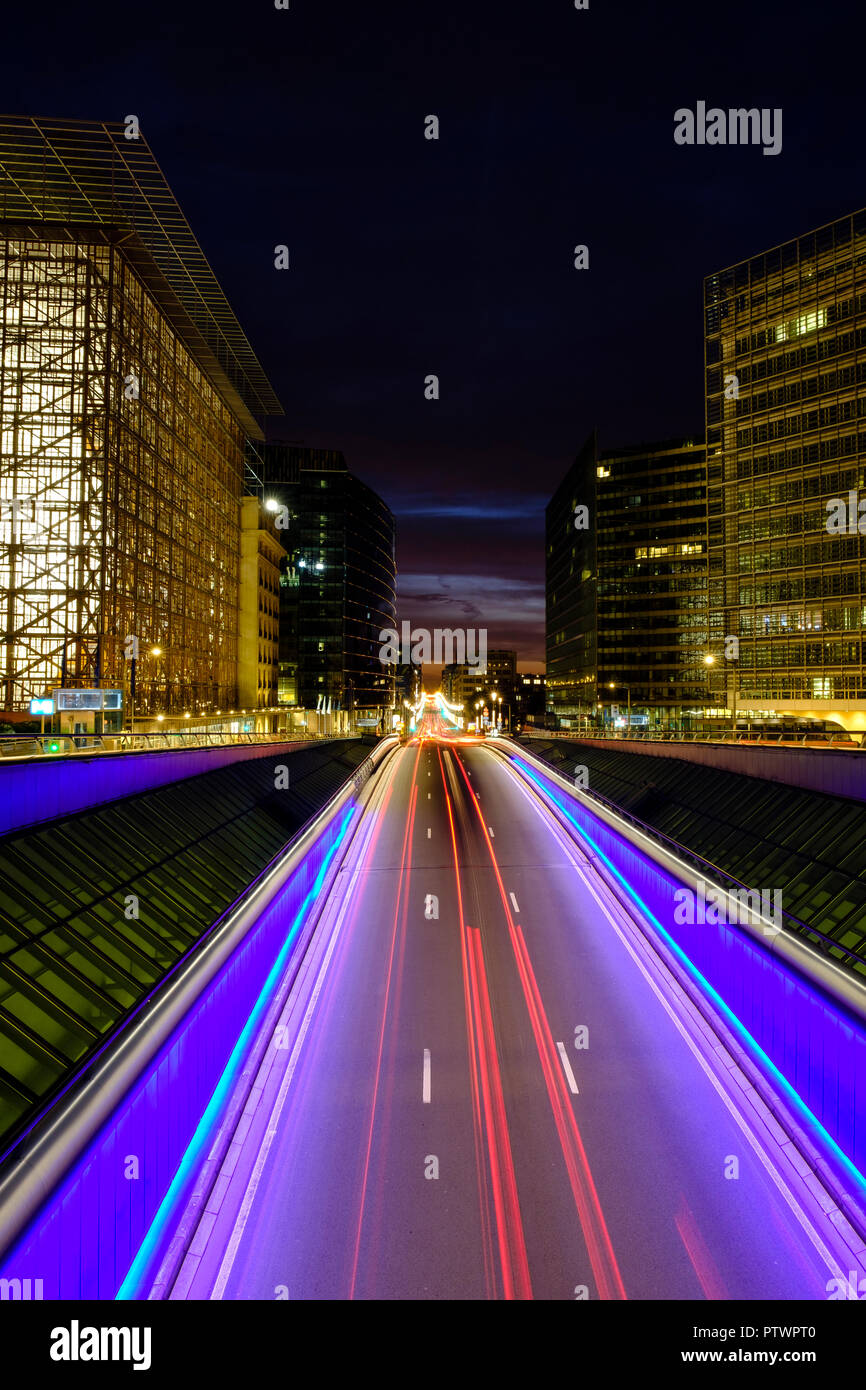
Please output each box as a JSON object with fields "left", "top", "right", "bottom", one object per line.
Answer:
{"left": 29, "top": 698, "right": 55, "bottom": 716}
{"left": 53, "top": 688, "right": 123, "bottom": 711}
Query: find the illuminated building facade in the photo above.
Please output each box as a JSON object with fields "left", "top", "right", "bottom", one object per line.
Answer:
{"left": 705, "top": 209, "right": 866, "bottom": 730}
{"left": 239, "top": 497, "right": 285, "bottom": 713}
{"left": 546, "top": 432, "right": 707, "bottom": 727}
{"left": 441, "top": 653, "right": 516, "bottom": 721}
{"left": 0, "top": 116, "right": 281, "bottom": 715}
{"left": 483, "top": 649, "right": 517, "bottom": 698}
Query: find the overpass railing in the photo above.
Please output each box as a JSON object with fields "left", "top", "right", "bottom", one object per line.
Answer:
{"left": 523, "top": 729, "right": 863, "bottom": 749}
{"left": 0, "top": 729, "right": 348, "bottom": 760}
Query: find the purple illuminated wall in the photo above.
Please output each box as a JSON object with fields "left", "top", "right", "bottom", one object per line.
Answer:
{"left": 0, "top": 804, "right": 354, "bottom": 1300}
{"left": 0, "top": 741, "right": 308, "bottom": 837}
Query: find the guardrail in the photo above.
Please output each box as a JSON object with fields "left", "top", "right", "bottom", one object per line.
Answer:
{"left": 494, "top": 738, "right": 866, "bottom": 1223}
{"left": 527, "top": 729, "right": 863, "bottom": 749}
{"left": 0, "top": 729, "right": 346, "bottom": 759}
{"left": 0, "top": 736, "right": 399, "bottom": 1299}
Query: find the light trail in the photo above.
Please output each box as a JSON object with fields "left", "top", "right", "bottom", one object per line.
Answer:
{"left": 349, "top": 742, "right": 422, "bottom": 1298}
{"left": 451, "top": 747, "right": 627, "bottom": 1300}
{"left": 438, "top": 744, "right": 531, "bottom": 1299}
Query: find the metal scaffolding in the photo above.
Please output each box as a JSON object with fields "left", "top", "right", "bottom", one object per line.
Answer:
{"left": 0, "top": 117, "right": 283, "bottom": 714}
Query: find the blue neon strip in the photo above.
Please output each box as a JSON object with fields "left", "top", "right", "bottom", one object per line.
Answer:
{"left": 512, "top": 755, "right": 866, "bottom": 1200}
{"left": 116, "top": 806, "right": 356, "bottom": 1299}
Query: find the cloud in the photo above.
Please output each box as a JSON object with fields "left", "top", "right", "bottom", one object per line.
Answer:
{"left": 394, "top": 493, "right": 548, "bottom": 522}
{"left": 396, "top": 572, "right": 546, "bottom": 660}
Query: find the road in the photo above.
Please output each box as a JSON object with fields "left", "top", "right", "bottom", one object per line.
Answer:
{"left": 172, "top": 736, "right": 858, "bottom": 1300}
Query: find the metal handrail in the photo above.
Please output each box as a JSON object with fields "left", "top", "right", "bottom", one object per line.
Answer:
{"left": 523, "top": 729, "right": 864, "bottom": 749}
{"left": 0, "top": 730, "right": 352, "bottom": 760}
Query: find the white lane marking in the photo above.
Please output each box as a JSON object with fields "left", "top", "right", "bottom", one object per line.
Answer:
{"left": 509, "top": 891, "right": 520, "bottom": 914}
{"left": 488, "top": 826, "right": 495, "bottom": 837}
{"left": 557, "top": 1041, "right": 579, "bottom": 1094}
{"left": 423, "top": 1048, "right": 431, "bottom": 1103}
{"left": 427, "top": 827, "right": 431, "bottom": 839}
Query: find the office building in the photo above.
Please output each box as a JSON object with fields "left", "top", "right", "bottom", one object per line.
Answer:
{"left": 238, "top": 497, "right": 285, "bottom": 715}
{"left": 0, "top": 116, "right": 282, "bottom": 716}
{"left": 395, "top": 661, "right": 422, "bottom": 707}
{"left": 442, "top": 653, "right": 516, "bottom": 727}
{"left": 514, "top": 671, "right": 546, "bottom": 724}
{"left": 484, "top": 649, "right": 517, "bottom": 697}
{"left": 260, "top": 444, "right": 397, "bottom": 715}
{"left": 546, "top": 432, "right": 707, "bottom": 728}
{"left": 705, "top": 207, "right": 866, "bottom": 730}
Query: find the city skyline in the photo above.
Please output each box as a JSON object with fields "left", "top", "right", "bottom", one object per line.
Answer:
{"left": 4, "top": 0, "right": 862, "bottom": 666}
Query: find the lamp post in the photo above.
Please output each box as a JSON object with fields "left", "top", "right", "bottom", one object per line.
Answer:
{"left": 500, "top": 695, "right": 511, "bottom": 733}
{"left": 703, "top": 654, "right": 715, "bottom": 732}
{"left": 703, "top": 650, "right": 737, "bottom": 736}
{"left": 608, "top": 681, "right": 630, "bottom": 734}
{"left": 128, "top": 645, "right": 163, "bottom": 733}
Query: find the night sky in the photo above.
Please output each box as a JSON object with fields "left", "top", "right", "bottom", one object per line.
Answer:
{"left": 3, "top": 0, "right": 863, "bottom": 667}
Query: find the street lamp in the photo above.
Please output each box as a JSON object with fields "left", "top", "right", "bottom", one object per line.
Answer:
{"left": 493, "top": 692, "right": 507, "bottom": 733}
{"left": 703, "top": 650, "right": 737, "bottom": 735}
{"left": 703, "top": 654, "right": 715, "bottom": 731}
{"left": 128, "top": 644, "right": 164, "bottom": 732}
{"left": 608, "top": 681, "right": 631, "bottom": 733}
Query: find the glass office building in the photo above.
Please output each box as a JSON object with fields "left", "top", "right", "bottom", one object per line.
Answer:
{"left": 705, "top": 208, "right": 866, "bottom": 725}
{"left": 0, "top": 116, "right": 281, "bottom": 715}
{"left": 260, "top": 445, "right": 396, "bottom": 713}
{"left": 546, "top": 431, "right": 707, "bottom": 728}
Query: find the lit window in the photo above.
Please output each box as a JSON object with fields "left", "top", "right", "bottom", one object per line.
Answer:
{"left": 773, "top": 308, "right": 826, "bottom": 341}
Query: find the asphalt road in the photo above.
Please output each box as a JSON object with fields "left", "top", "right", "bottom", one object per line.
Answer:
{"left": 175, "top": 735, "right": 861, "bottom": 1300}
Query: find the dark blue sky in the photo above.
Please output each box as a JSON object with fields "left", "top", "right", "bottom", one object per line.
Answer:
{"left": 4, "top": 0, "right": 863, "bottom": 665}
